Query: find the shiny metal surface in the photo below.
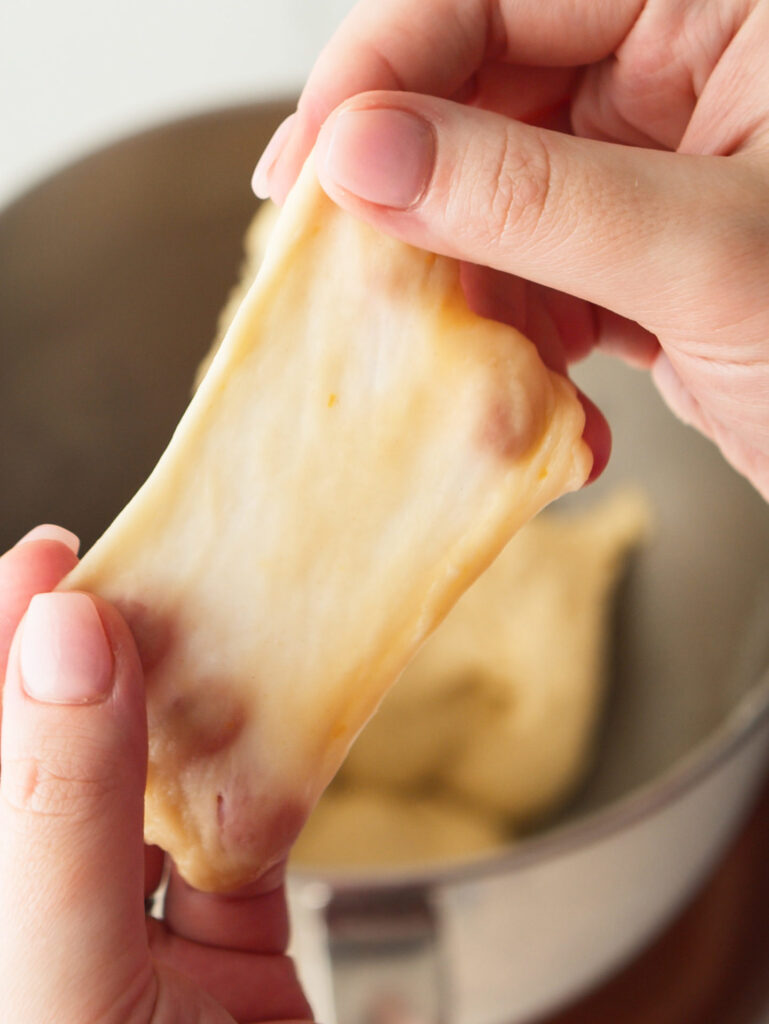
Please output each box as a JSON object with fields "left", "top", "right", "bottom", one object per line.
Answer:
{"left": 2, "top": 103, "right": 769, "bottom": 1024}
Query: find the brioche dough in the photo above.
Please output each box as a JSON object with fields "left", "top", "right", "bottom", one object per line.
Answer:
{"left": 293, "top": 789, "right": 506, "bottom": 869}
{"left": 294, "top": 493, "right": 647, "bottom": 870}
{"left": 60, "top": 157, "right": 590, "bottom": 891}
{"left": 439, "top": 493, "right": 647, "bottom": 819}
{"left": 192, "top": 200, "right": 281, "bottom": 390}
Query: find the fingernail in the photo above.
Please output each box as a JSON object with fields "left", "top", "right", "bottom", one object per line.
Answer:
{"left": 252, "top": 112, "right": 297, "bottom": 199}
{"left": 21, "top": 593, "right": 113, "bottom": 705}
{"left": 16, "top": 524, "right": 80, "bottom": 554}
{"left": 321, "top": 107, "right": 435, "bottom": 209}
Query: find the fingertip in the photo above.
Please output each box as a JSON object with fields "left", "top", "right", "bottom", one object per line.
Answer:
{"left": 15, "top": 523, "right": 80, "bottom": 555}
{"left": 0, "top": 535, "right": 81, "bottom": 680}
{"left": 0, "top": 590, "right": 152, "bottom": 1014}
{"left": 252, "top": 112, "right": 298, "bottom": 200}
{"left": 163, "top": 860, "right": 290, "bottom": 954}
{"left": 260, "top": 106, "right": 322, "bottom": 206}
{"left": 19, "top": 592, "right": 114, "bottom": 706}
{"left": 315, "top": 98, "right": 436, "bottom": 212}
{"left": 144, "top": 843, "right": 166, "bottom": 900}
{"left": 595, "top": 309, "right": 660, "bottom": 368}
{"left": 579, "top": 390, "right": 611, "bottom": 484}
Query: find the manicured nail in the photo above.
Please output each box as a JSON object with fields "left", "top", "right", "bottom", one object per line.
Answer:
{"left": 21, "top": 593, "right": 113, "bottom": 705}
{"left": 252, "top": 113, "right": 297, "bottom": 199}
{"left": 320, "top": 107, "right": 435, "bottom": 209}
{"left": 16, "top": 524, "right": 80, "bottom": 554}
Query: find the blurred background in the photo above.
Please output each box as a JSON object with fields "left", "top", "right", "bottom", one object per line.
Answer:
{"left": 0, "top": 0, "right": 356, "bottom": 205}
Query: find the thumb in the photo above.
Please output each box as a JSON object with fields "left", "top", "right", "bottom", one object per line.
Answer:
{"left": 313, "top": 91, "right": 746, "bottom": 331}
{"left": 0, "top": 592, "right": 152, "bottom": 1020}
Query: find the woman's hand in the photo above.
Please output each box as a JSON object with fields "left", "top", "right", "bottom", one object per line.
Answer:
{"left": 255, "top": 0, "right": 769, "bottom": 498}
{"left": 0, "top": 526, "right": 312, "bottom": 1024}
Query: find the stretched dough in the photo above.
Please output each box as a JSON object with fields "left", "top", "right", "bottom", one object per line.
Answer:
{"left": 60, "top": 157, "right": 591, "bottom": 891}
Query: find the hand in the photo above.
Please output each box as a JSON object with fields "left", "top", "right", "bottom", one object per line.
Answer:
{"left": 0, "top": 526, "right": 313, "bottom": 1024}
{"left": 254, "top": 0, "right": 769, "bottom": 498}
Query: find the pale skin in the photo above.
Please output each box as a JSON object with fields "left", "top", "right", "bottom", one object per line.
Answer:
{"left": 256, "top": 0, "right": 769, "bottom": 500}
{"left": 0, "top": 527, "right": 312, "bottom": 1024}
{"left": 3, "top": 1, "right": 769, "bottom": 1021}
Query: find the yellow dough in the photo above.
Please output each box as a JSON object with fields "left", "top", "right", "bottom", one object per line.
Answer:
{"left": 337, "top": 492, "right": 648, "bottom": 820}
{"left": 60, "top": 158, "right": 590, "bottom": 892}
{"left": 192, "top": 200, "right": 281, "bottom": 391}
{"left": 292, "top": 789, "right": 506, "bottom": 870}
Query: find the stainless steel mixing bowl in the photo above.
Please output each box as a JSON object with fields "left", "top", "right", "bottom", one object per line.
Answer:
{"left": 2, "top": 103, "right": 769, "bottom": 1024}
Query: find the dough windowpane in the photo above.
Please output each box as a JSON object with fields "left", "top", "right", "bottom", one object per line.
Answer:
{"left": 60, "top": 157, "right": 591, "bottom": 892}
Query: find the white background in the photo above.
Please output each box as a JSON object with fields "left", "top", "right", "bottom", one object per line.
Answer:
{"left": 0, "top": 0, "right": 357, "bottom": 206}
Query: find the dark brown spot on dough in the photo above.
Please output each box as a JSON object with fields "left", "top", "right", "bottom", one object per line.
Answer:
{"left": 479, "top": 397, "right": 535, "bottom": 460}
{"left": 218, "top": 779, "right": 306, "bottom": 860}
{"left": 117, "top": 600, "right": 174, "bottom": 673}
{"left": 165, "top": 685, "right": 247, "bottom": 760}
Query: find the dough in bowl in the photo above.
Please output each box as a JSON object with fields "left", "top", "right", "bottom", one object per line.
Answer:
{"left": 292, "top": 788, "right": 506, "bottom": 869}
{"left": 339, "top": 491, "right": 648, "bottom": 819}
{"left": 291, "top": 491, "right": 648, "bottom": 872}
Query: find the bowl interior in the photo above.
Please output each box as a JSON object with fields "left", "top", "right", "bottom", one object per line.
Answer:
{"left": 2, "top": 102, "right": 769, "bottom": 842}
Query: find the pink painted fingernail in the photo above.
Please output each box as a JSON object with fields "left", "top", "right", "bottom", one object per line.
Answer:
{"left": 21, "top": 593, "right": 114, "bottom": 705}
{"left": 320, "top": 107, "right": 435, "bottom": 209}
{"left": 16, "top": 524, "right": 80, "bottom": 554}
{"left": 252, "top": 113, "right": 298, "bottom": 199}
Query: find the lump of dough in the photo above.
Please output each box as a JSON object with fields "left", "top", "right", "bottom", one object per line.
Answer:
{"left": 60, "top": 157, "right": 590, "bottom": 892}
{"left": 339, "top": 491, "right": 649, "bottom": 823}
{"left": 292, "top": 789, "right": 507, "bottom": 870}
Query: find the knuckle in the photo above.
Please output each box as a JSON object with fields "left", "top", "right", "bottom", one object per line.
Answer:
{"left": 459, "top": 128, "right": 556, "bottom": 255}
{"left": 694, "top": 173, "right": 769, "bottom": 302}
{"left": 653, "top": 166, "right": 769, "bottom": 331}
{"left": 2, "top": 743, "right": 116, "bottom": 821}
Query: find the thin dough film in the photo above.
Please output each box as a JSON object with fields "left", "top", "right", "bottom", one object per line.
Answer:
{"left": 61, "top": 157, "right": 591, "bottom": 891}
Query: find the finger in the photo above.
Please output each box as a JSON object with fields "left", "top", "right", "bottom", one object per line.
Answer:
{"left": 651, "top": 351, "right": 709, "bottom": 434}
{"left": 0, "top": 592, "right": 151, "bottom": 1020}
{"left": 459, "top": 264, "right": 596, "bottom": 365}
{"left": 594, "top": 308, "right": 660, "bottom": 368}
{"left": 466, "top": 62, "right": 578, "bottom": 128}
{"left": 257, "top": 0, "right": 644, "bottom": 201}
{"left": 163, "top": 861, "right": 290, "bottom": 954}
{"left": 312, "top": 91, "right": 754, "bottom": 331}
{"left": 149, "top": 918, "right": 313, "bottom": 1023}
{"left": 571, "top": 0, "right": 769, "bottom": 157}
{"left": 467, "top": 271, "right": 661, "bottom": 370}
{"left": 681, "top": 0, "right": 769, "bottom": 155}
{"left": 145, "top": 842, "right": 166, "bottom": 900}
{"left": 580, "top": 390, "right": 612, "bottom": 483}
{"left": 458, "top": 263, "right": 611, "bottom": 477}
{"left": 571, "top": 58, "right": 679, "bottom": 150}
{"left": 0, "top": 526, "right": 80, "bottom": 683}
{"left": 13, "top": 524, "right": 80, "bottom": 552}
{"left": 255, "top": 63, "right": 574, "bottom": 201}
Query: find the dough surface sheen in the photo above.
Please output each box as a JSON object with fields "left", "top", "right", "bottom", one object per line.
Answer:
{"left": 61, "top": 157, "right": 591, "bottom": 892}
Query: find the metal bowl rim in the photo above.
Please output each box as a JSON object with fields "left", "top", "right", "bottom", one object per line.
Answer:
{"left": 293, "top": 671, "right": 769, "bottom": 893}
